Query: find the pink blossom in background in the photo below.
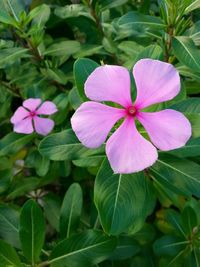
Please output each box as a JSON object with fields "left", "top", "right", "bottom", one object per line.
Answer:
{"left": 11, "top": 98, "right": 57, "bottom": 136}
{"left": 71, "top": 59, "right": 192, "bottom": 174}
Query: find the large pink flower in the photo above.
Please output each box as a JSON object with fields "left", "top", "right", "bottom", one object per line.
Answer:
{"left": 11, "top": 98, "right": 57, "bottom": 136}
{"left": 71, "top": 59, "right": 192, "bottom": 174}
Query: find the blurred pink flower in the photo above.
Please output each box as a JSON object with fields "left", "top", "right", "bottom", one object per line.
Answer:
{"left": 11, "top": 98, "right": 57, "bottom": 135}
{"left": 71, "top": 59, "right": 192, "bottom": 174}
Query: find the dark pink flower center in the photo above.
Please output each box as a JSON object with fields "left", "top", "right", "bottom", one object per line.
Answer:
{"left": 29, "top": 111, "right": 37, "bottom": 118}
{"left": 127, "top": 106, "right": 137, "bottom": 117}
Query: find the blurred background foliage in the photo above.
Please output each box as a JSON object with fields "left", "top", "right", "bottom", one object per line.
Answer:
{"left": 1, "top": 0, "right": 200, "bottom": 266}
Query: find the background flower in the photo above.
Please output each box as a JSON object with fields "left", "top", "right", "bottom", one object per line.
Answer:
{"left": 11, "top": 98, "right": 57, "bottom": 135}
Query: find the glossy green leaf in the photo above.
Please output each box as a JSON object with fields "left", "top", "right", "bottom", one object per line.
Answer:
{"left": 39, "top": 129, "right": 90, "bottom": 161}
{"left": 181, "top": 206, "right": 197, "bottom": 236}
{"left": 19, "top": 200, "right": 45, "bottom": 264}
{"left": 49, "top": 230, "right": 117, "bottom": 267}
{"left": 94, "top": 159, "right": 155, "bottom": 235}
{"left": 74, "top": 58, "right": 99, "bottom": 101}
{"left": 60, "top": 183, "right": 83, "bottom": 238}
{"left": 118, "top": 11, "right": 165, "bottom": 30}
{"left": 151, "top": 154, "right": 200, "bottom": 197}
{"left": 172, "top": 36, "right": 200, "bottom": 72}
{"left": 0, "top": 239, "right": 22, "bottom": 267}
{"left": 168, "top": 137, "right": 200, "bottom": 158}
{"left": 44, "top": 41, "right": 80, "bottom": 57}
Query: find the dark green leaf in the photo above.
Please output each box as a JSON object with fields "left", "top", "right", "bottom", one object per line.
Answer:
{"left": 94, "top": 159, "right": 155, "bottom": 235}
{"left": 60, "top": 183, "right": 83, "bottom": 238}
{"left": 0, "top": 204, "right": 20, "bottom": 248}
{"left": 74, "top": 58, "right": 99, "bottom": 101}
{"left": 49, "top": 230, "right": 116, "bottom": 267}
{"left": 0, "top": 239, "right": 22, "bottom": 267}
{"left": 19, "top": 200, "right": 45, "bottom": 264}
{"left": 172, "top": 36, "right": 200, "bottom": 72}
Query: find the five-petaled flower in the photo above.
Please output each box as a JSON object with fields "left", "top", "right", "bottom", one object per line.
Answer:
{"left": 11, "top": 98, "right": 57, "bottom": 136}
{"left": 71, "top": 59, "right": 192, "bottom": 174}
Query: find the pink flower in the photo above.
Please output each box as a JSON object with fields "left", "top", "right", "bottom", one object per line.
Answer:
{"left": 11, "top": 98, "right": 57, "bottom": 136}
{"left": 71, "top": 59, "right": 192, "bottom": 174}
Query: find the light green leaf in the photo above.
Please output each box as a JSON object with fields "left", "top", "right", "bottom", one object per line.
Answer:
{"left": 19, "top": 200, "right": 45, "bottom": 264}
{"left": 49, "top": 230, "right": 116, "bottom": 267}
{"left": 94, "top": 159, "right": 155, "bottom": 235}
{"left": 0, "top": 239, "right": 22, "bottom": 267}
{"left": 54, "top": 4, "right": 94, "bottom": 20}
{"left": 0, "top": 48, "right": 30, "bottom": 68}
{"left": 185, "top": 0, "right": 200, "bottom": 14}
{"left": 172, "top": 36, "right": 200, "bottom": 72}
{"left": 28, "top": 4, "right": 50, "bottom": 26}
{"left": 99, "top": 0, "right": 128, "bottom": 10}
{"left": 118, "top": 11, "right": 165, "bottom": 30}
{"left": 60, "top": 183, "right": 83, "bottom": 238}
{"left": 44, "top": 41, "right": 80, "bottom": 57}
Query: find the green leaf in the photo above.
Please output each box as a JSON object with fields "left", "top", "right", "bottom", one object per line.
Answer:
{"left": 118, "top": 11, "right": 165, "bottom": 30}
{"left": 153, "top": 235, "right": 186, "bottom": 256}
{"left": 99, "top": 0, "right": 128, "bottom": 10}
{"left": 44, "top": 41, "right": 80, "bottom": 57}
{"left": 0, "top": 132, "right": 34, "bottom": 157}
{"left": 39, "top": 129, "right": 98, "bottom": 161}
{"left": 19, "top": 200, "right": 45, "bottom": 264}
{"left": 7, "top": 177, "right": 39, "bottom": 200}
{"left": 49, "top": 230, "right": 116, "bottom": 267}
{"left": 0, "top": 239, "right": 22, "bottom": 267}
{"left": 74, "top": 58, "right": 99, "bottom": 101}
{"left": 135, "top": 44, "right": 163, "bottom": 62}
{"left": 0, "top": 10, "right": 16, "bottom": 25}
{"left": 184, "top": 0, "right": 200, "bottom": 14}
{"left": 28, "top": 4, "right": 50, "bottom": 26}
{"left": 60, "top": 183, "right": 83, "bottom": 238}
{"left": 151, "top": 154, "right": 200, "bottom": 197}
{"left": 168, "top": 137, "right": 200, "bottom": 158}
{"left": 0, "top": 48, "right": 30, "bottom": 68}
{"left": 0, "top": 204, "right": 20, "bottom": 248}
{"left": 42, "top": 193, "right": 61, "bottom": 232}
{"left": 110, "top": 236, "right": 140, "bottom": 260}
{"left": 181, "top": 206, "right": 197, "bottom": 236}
{"left": 172, "top": 36, "right": 200, "bottom": 72}
{"left": 94, "top": 159, "right": 155, "bottom": 235}
{"left": 54, "top": 4, "right": 94, "bottom": 20}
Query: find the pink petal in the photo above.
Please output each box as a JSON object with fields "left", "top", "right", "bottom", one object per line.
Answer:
{"left": 13, "top": 117, "right": 34, "bottom": 134}
{"left": 33, "top": 117, "right": 54, "bottom": 135}
{"left": 133, "top": 59, "right": 180, "bottom": 109}
{"left": 71, "top": 101, "right": 125, "bottom": 148}
{"left": 106, "top": 117, "right": 158, "bottom": 174}
{"left": 137, "top": 109, "right": 192, "bottom": 151}
{"left": 10, "top": 107, "right": 29, "bottom": 124}
{"left": 36, "top": 101, "right": 58, "bottom": 115}
{"left": 23, "top": 98, "right": 41, "bottom": 111}
{"left": 85, "top": 65, "right": 132, "bottom": 108}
